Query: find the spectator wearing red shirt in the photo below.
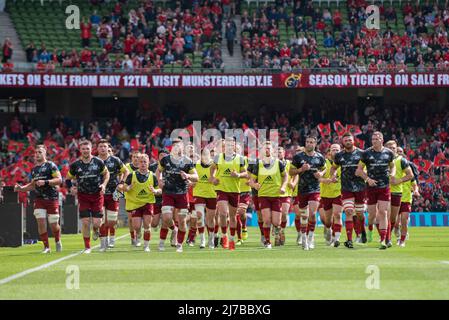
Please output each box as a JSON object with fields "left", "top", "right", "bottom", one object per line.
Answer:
{"left": 123, "top": 34, "right": 136, "bottom": 55}
{"left": 80, "top": 19, "right": 92, "bottom": 48}
{"left": 316, "top": 19, "right": 326, "bottom": 31}
{"left": 279, "top": 43, "right": 291, "bottom": 59}
{"left": 80, "top": 47, "right": 92, "bottom": 66}
{"left": 368, "top": 59, "right": 379, "bottom": 73}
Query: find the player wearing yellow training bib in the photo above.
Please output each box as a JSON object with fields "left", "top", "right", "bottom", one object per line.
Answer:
{"left": 236, "top": 145, "right": 251, "bottom": 244}
{"left": 384, "top": 140, "right": 413, "bottom": 247}
{"left": 124, "top": 150, "right": 141, "bottom": 246}
{"left": 120, "top": 154, "right": 161, "bottom": 252}
{"left": 193, "top": 148, "right": 217, "bottom": 249}
{"left": 209, "top": 137, "right": 247, "bottom": 251}
{"left": 249, "top": 141, "right": 288, "bottom": 249}
{"left": 278, "top": 146, "right": 298, "bottom": 246}
{"left": 397, "top": 147, "right": 419, "bottom": 247}
{"left": 319, "top": 145, "right": 343, "bottom": 247}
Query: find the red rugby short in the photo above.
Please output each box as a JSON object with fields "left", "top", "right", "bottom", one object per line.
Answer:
{"left": 34, "top": 199, "right": 59, "bottom": 214}
{"left": 258, "top": 197, "right": 281, "bottom": 212}
{"left": 162, "top": 193, "right": 188, "bottom": 209}
{"left": 367, "top": 187, "right": 391, "bottom": 205}
{"left": 216, "top": 191, "right": 240, "bottom": 208}
{"left": 297, "top": 192, "right": 320, "bottom": 208}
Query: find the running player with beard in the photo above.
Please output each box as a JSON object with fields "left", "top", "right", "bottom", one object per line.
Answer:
{"left": 249, "top": 141, "right": 288, "bottom": 249}
{"left": 209, "top": 137, "right": 247, "bottom": 251}
{"left": 193, "top": 148, "right": 217, "bottom": 249}
{"left": 157, "top": 139, "right": 198, "bottom": 253}
{"left": 290, "top": 137, "right": 326, "bottom": 250}
{"left": 396, "top": 147, "right": 419, "bottom": 247}
{"left": 120, "top": 154, "right": 161, "bottom": 252}
{"left": 236, "top": 144, "right": 251, "bottom": 246}
{"left": 277, "top": 146, "right": 297, "bottom": 246}
{"left": 356, "top": 131, "right": 396, "bottom": 250}
{"left": 331, "top": 132, "right": 367, "bottom": 246}
{"left": 97, "top": 140, "right": 128, "bottom": 251}
{"left": 14, "top": 145, "right": 63, "bottom": 253}
{"left": 125, "top": 150, "right": 141, "bottom": 245}
{"left": 384, "top": 140, "right": 413, "bottom": 248}
{"left": 319, "top": 144, "right": 343, "bottom": 247}
{"left": 66, "top": 140, "right": 110, "bottom": 253}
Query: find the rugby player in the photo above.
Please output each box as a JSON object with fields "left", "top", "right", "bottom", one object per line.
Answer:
{"left": 331, "top": 132, "right": 367, "bottom": 247}
{"left": 66, "top": 140, "right": 110, "bottom": 253}
{"left": 120, "top": 154, "right": 161, "bottom": 252}
{"left": 356, "top": 132, "right": 396, "bottom": 250}
{"left": 278, "top": 146, "right": 298, "bottom": 246}
{"left": 14, "top": 145, "right": 63, "bottom": 253}
{"left": 193, "top": 148, "right": 217, "bottom": 249}
{"left": 125, "top": 150, "right": 141, "bottom": 246}
{"left": 290, "top": 136, "right": 326, "bottom": 250}
{"left": 319, "top": 144, "right": 343, "bottom": 247}
{"left": 397, "top": 147, "right": 420, "bottom": 247}
{"left": 236, "top": 144, "right": 251, "bottom": 245}
{"left": 149, "top": 150, "right": 165, "bottom": 239}
{"left": 291, "top": 146, "right": 304, "bottom": 246}
{"left": 97, "top": 140, "right": 128, "bottom": 251}
{"left": 384, "top": 140, "right": 413, "bottom": 248}
{"left": 209, "top": 137, "right": 247, "bottom": 251}
{"left": 249, "top": 141, "right": 288, "bottom": 249}
{"left": 157, "top": 139, "right": 198, "bottom": 253}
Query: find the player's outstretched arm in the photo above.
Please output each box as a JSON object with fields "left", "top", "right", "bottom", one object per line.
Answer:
{"left": 14, "top": 180, "right": 35, "bottom": 192}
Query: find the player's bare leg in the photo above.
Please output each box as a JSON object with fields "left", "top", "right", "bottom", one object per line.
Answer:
{"left": 214, "top": 209, "right": 220, "bottom": 247}
{"left": 106, "top": 210, "right": 118, "bottom": 248}
{"left": 81, "top": 216, "right": 92, "bottom": 253}
{"left": 279, "top": 202, "right": 289, "bottom": 245}
{"left": 159, "top": 206, "right": 176, "bottom": 251}
{"left": 99, "top": 212, "right": 109, "bottom": 251}
{"left": 205, "top": 208, "right": 216, "bottom": 249}
{"left": 194, "top": 204, "right": 206, "bottom": 248}
{"left": 236, "top": 203, "right": 248, "bottom": 245}
{"left": 261, "top": 208, "right": 273, "bottom": 249}
{"left": 399, "top": 211, "right": 409, "bottom": 247}
{"left": 217, "top": 200, "right": 230, "bottom": 249}
{"left": 298, "top": 206, "right": 309, "bottom": 250}
{"left": 377, "top": 200, "right": 389, "bottom": 249}
{"left": 228, "top": 205, "right": 238, "bottom": 250}
{"left": 332, "top": 207, "right": 343, "bottom": 247}
{"left": 367, "top": 204, "right": 377, "bottom": 243}
{"left": 187, "top": 215, "right": 198, "bottom": 247}
{"left": 293, "top": 204, "right": 302, "bottom": 246}
{"left": 322, "top": 208, "right": 333, "bottom": 245}
{"left": 307, "top": 201, "right": 319, "bottom": 250}
{"left": 389, "top": 204, "right": 401, "bottom": 247}
{"left": 272, "top": 210, "right": 282, "bottom": 248}
{"left": 355, "top": 204, "right": 367, "bottom": 243}
{"left": 175, "top": 209, "right": 189, "bottom": 252}
{"left": 127, "top": 212, "right": 136, "bottom": 246}
{"left": 342, "top": 199, "right": 355, "bottom": 249}
{"left": 36, "top": 217, "right": 50, "bottom": 253}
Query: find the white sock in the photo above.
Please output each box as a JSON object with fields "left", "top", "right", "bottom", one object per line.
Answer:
{"left": 335, "top": 232, "right": 341, "bottom": 241}
{"left": 144, "top": 240, "right": 149, "bottom": 247}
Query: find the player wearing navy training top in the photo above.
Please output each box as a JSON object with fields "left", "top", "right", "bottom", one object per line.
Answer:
{"left": 356, "top": 132, "right": 396, "bottom": 250}
{"left": 15, "top": 145, "right": 62, "bottom": 253}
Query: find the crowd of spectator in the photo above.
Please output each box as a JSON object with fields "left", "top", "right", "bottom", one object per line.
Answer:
{"left": 239, "top": 0, "right": 449, "bottom": 72}
{"left": 17, "top": 0, "right": 226, "bottom": 72}
{"left": 1, "top": 100, "right": 449, "bottom": 212}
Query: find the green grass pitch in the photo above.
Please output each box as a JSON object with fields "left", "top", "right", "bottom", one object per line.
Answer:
{"left": 0, "top": 227, "right": 448, "bottom": 299}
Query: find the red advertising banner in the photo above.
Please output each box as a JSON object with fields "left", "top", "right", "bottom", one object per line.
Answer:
{"left": 1, "top": 72, "right": 449, "bottom": 89}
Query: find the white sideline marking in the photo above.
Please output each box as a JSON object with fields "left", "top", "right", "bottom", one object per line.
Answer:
{"left": 441, "top": 261, "right": 449, "bottom": 265}
{"left": 0, "top": 234, "right": 128, "bottom": 286}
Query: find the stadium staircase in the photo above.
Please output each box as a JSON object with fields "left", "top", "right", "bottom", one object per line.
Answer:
{"left": 0, "top": 10, "right": 26, "bottom": 62}
{"left": 221, "top": 15, "right": 243, "bottom": 71}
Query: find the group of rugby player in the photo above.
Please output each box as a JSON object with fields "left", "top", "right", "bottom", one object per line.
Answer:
{"left": 14, "top": 129, "right": 420, "bottom": 253}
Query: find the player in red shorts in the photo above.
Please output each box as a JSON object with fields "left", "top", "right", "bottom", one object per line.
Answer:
{"left": 331, "top": 132, "right": 367, "bottom": 247}
{"left": 384, "top": 140, "right": 413, "bottom": 247}
{"left": 236, "top": 144, "right": 251, "bottom": 245}
{"left": 156, "top": 139, "right": 198, "bottom": 253}
{"left": 397, "top": 148, "right": 420, "bottom": 247}
{"left": 97, "top": 140, "right": 128, "bottom": 251}
{"left": 356, "top": 132, "right": 396, "bottom": 250}
{"left": 186, "top": 143, "right": 201, "bottom": 247}
{"left": 120, "top": 154, "right": 161, "bottom": 252}
{"left": 125, "top": 151, "right": 142, "bottom": 246}
{"left": 249, "top": 141, "right": 288, "bottom": 249}
{"left": 149, "top": 151, "right": 165, "bottom": 239}
{"left": 319, "top": 144, "right": 344, "bottom": 247}
{"left": 290, "top": 136, "right": 326, "bottom": 250}
{"left": 209, "top": 137, "right": 247, "bottom": 251}
{"left": 278, "top": 146, "right": 298, "bottom": 246}
{"left": 14, "top": 145, "right": 62, "bottom": 253}
{"left": 193, "top": 148, "right": 217, "bottom": 249}
{"left": 290, "top": 146, "right": 304, "bottom": 246}
{"left": 66, "top": 140, "right": 110, "bottom": 254}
